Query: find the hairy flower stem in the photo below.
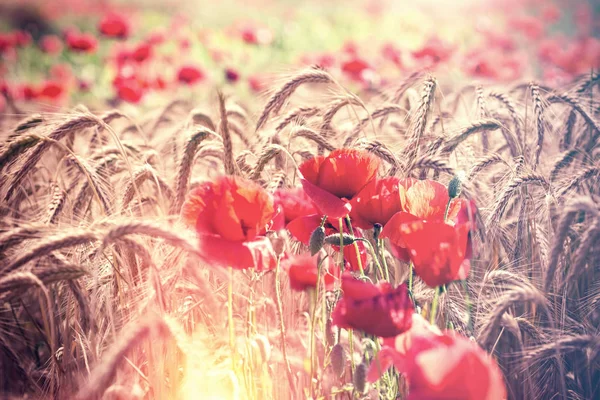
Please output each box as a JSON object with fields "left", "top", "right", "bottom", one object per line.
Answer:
{"left": 355, "top": 238, "right": 385, "bottom": 281}
{"left": 274, "top": 256, "right": 295, "bottom": 393}
{"left": 443, "top": 198, "right": 453, "bottom": 221}
{"left": 309, "top": 258, "right": 324, "bottom": 397}
{"left": 408, "top": 262, "right": 414, "bottom": 293}
{"left": 430, "top": 286, "right": 441, "bottom": 324}
{"left": 344, "top": 216, "right": 364, "bottom": 275}
{"left": 228, "top": 267, "right": 236, "bottom": 370}
{"left": 338, "top": 219, "right": 345, "bottom": 271}
{"left": 378, "top": 239, "right": 391, "bottom": 282}
{"left": 461, "top": 280, "right": 474, "bottom": 335}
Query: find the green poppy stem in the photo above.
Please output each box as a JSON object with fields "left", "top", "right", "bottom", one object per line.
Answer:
{"left": 274, "top": 257, "right": 295, "bottom": 393}
{"left": 430, "top": 286, "right": 441, "bottom": 325}
{"left": 228, "top": 266, "right": 236, "bottom": 369}
{"left": 344, "top": 216, "right": 364, "bottom": 276}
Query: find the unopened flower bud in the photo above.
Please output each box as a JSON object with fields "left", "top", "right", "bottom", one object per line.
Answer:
{"left": 448, "top": 175, "right": 462, "bottom": 199}
{"left": 373, "top": 223, "right": 383, "bottom": 240}
{"left": 330, "top": 343, "right": 346, "bottom": 378}
{"left": 353, "top": 362, "right": 368, "bottom": 394}
{"left": 324, "top": 233, "right": 355, "bottom": 246}
{"left": 309, "top": 226, "right": 326, "bottom": 256}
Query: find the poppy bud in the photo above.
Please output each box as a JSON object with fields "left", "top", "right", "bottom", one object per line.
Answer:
{"left": 330, "top": 343, "right": 346, "bottom": 378}
{"left": 325, "top": 318, "right": 335, "bottom": 347}
{"left": 324, "top": 233, "right": 355, "bottom": 246}
{"left": 353, "top": 362, "right": 368, "bottom": 394}
{"left": 309, "top": 226, "right": 325, "bottom": 256}
{"left": 373, "top": 223, "right": 383, "bottom": 240}
{"left": 448, "top": 175, "right": 462, "bottom": 199}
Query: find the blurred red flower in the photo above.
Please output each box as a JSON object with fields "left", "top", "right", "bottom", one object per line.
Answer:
{"left": 248, "top": 74, "right": 266, "bottom": 92}
{"left": 541, "top": 4, "right": 561, "bottom": 23}
{"left": 350, "top": 177, "right": 417, "bottom": 229}
{"left": 286, "top": 214, "right": 368, "bottom": 272}
{"left": 225, "top": 67, "right": 240, "bottom": 83}
{"left": 368, "top": 316, "right": 506, "bottom": 399}
{"left": 99, "top": 13, "right": 130, "bottom": 39}
{"left": 332, "top": 275, "right": 413, "bottom": 337}
{"left": 20, "top": 84, "right": 39, "bottom": 101}
{"left": 299, "top": 149, "right": 380, "bottom": 219}
{"left": 412, "top": 37, "right": 454, "bottom": 64}
{"left": 181, "top": 176, "right": 277, "bottom": 270}
{"left": 39, "top": 81, "right": 64, "bottom": 99}
{"left": 284, "top": 253, "right": 339, "bottom": 291}
{"left": 116, "top": 79, "right": 144, "bottom": 103}
{"left": 382, "top": 43, "right": 404, "bottom": 68}
{"left": 341, "top": 57, "right": 371, "bottom": 81}
{"left": 368, "top": 313, "right": 442, "bottom": 382}
{"left": 509, "top": 15, "right": 544, "bottom": 40}
{"left": 273, "top": 187, "right": 318, "bottom": 226}
{"left": 131, "top": 43, "right": 152, "bottom": 63}
{"left": 240, "top": 25, "right": 273, "bottom": 45}
{"left": 66, "top": 31, "right": 97, "bottom": 53}
{"left": 177, "top": 65, "right": 205, "bottom": 85}
{"left": 40, "top": 35, "right": 63, "bottom": 54}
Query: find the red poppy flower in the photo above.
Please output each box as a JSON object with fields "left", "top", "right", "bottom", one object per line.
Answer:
{"left": 382, "top": 43, "right": 403, "bottom": 67}
{"left": 66, "top": 31, "right": 97, "bottom": 53}
{"left": 116, "top": 80, "right": 144, "bottom": 103}
{"left": 299, "top": 149, "right": 380, "bottom": 219}
{"left": 542, "top": 4, "right": 561, "bottom": 23}
{"left": 332, "top": 275, "right": 413, "bottom": 338}
{"left": 368, "top": 313, "right": 442, "bottom": 382}
{"left": 368, "top": 323, "right": 506, "bottom": 399}
{"left": 248, "top": 74, "right": 266, "bottom": 92}
{"left": 240, "top": 26, "right": 272, "bottom": 45}
{"left": 284, "top": 253, "right": 339, "bottom": 291}
{"left": 177, "top": 65, "right": 205, "bottom": 85}
{"left": 274, "top": 187, "right": 318, "bottom": 225}
{"left": 131, "top": 43, "right": 152, "bottom": 63}
{"left": 412, "top": 37, "right": 454, "bottom": 64}
{"left": 387, "top": 218, "right": 471, "bottom": 287}
{"left": 181, "top": 176, "right": 277, "bottom": 271}
{"left": 287, "top": 214, "right": 368, "bottom": 272}
{"left": 20, "top": 84, "right": 39, "bottom": 101}
{"left": 508, "top": 15, "right": 544, "bottom": 41}
{"left": 225, "top": 67, "right": 240, "bottom": 83}
{"left": 341, "top": 58, "right": 371, "bottom": 81}
{"left": 350, "top": 177, "right": 417, "bottom": 229}
{"left": 0, "top": 33, "right": 15, "bottom": 53}
{"left": 13, "top": 31, "right": 31, "bottom": 47}
{"left": 99, "top": 13, "right": 130, "bottom": 39}
{"left": 39, "top": 81, "right": 64, "bottom": 99}
{"left": 40, "top": 35, "right": 63, "bottom": 54}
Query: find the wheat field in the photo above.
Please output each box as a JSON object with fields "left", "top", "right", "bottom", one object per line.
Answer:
{"left": 0, "top": 66, "right": 599, "bottom": 399}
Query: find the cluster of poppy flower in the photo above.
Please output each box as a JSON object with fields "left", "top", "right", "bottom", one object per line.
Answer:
{"left": 0, "top": 10, "right": 272, "bottom": 107}
{"left": 181, "top": 148, "right": 505, "bottom": 398}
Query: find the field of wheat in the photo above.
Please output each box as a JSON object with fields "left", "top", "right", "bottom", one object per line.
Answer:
{"left": 1, "top": 1, "right": 599, "bottom": 399}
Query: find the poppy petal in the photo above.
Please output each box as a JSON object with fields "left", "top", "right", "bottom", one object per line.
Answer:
{"left": 198, "top": 234, "right": 276, "bottom": 271}
{"left": 300, "top": 178, "right": 352, "bottom": 219}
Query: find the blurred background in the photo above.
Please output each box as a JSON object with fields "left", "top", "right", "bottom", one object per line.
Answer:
{"left": 0, "top": 0, "right": 598, "bottom": 110}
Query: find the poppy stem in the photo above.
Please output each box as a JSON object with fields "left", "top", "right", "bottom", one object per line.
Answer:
{"left": 461, "top": 279, "right": 474, "bottom": 335}
{"left": 338, "top": 218, "right": 346, "bottom": 269}
{"left": 443, "top": 198, "right": 453, "bottom": 222}
{"left": 355, "top": 238, "right": 385, "bottom": 281}
{"left": 228, "top": 266, "right": 236, "bottom": 370}
{"left": 309, "top": 258, "right": 324, "bottom": 397}
{"left": 429, "top": 286, "right": 441, "bottom": 324}
{"left": 274, "top": 256, "right": 295, "bottom": 393}
{"left": 408, "top": 262, "right": 413, "bottom": 293}
{"left": 344, "top": 216, "right": 364, "bottom": 276}
{"left": 377, "top": 239, "right": 391, "bottom": 283}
